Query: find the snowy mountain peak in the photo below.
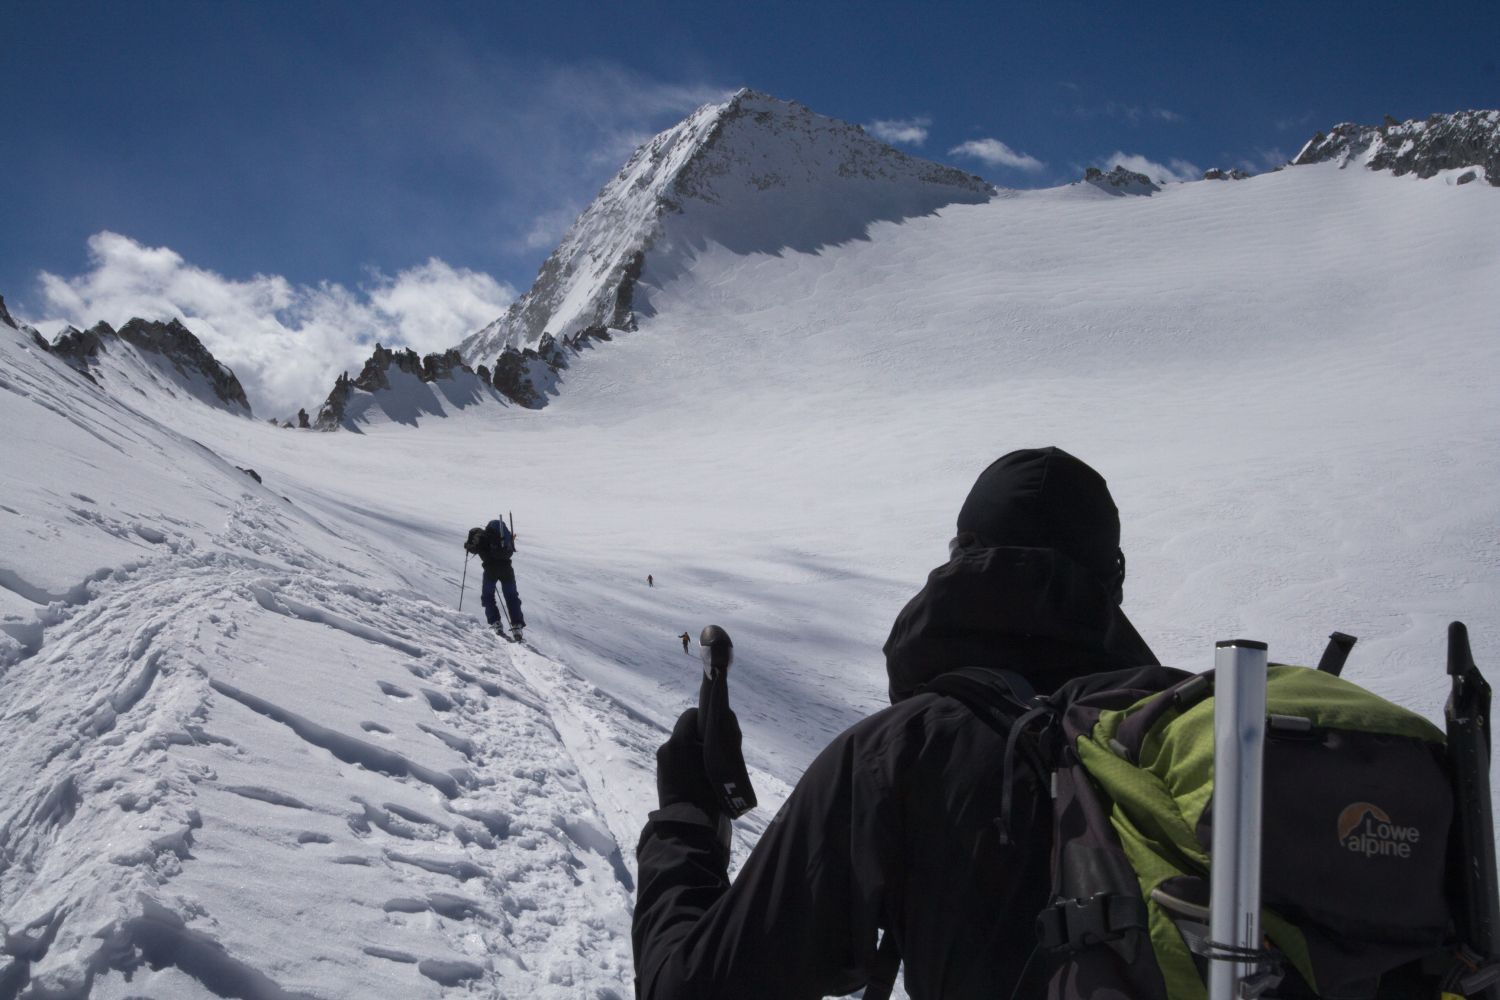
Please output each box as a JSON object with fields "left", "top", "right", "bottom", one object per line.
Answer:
{"left": 0, "top": 293, "right": 17, "bottom": 329}
{"left": 458, "top": 89, "right": 995, "bottom": 370}
{"left": 1292, "top": 109, "right": 1500, "bottom": 186}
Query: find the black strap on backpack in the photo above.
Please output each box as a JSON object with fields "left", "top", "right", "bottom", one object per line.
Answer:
{"left": 1316, "top": 631, "right": 1357, "bottom": 676}
{"left": 921, "top": 668, "right": 1056, "bottom": 844}
{"left": 861, "top": 669, "right": 1050, "bottom": 1000}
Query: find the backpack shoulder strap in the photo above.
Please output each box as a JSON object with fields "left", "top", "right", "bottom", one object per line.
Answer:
{"left": 920, "top": 667, "right": 1057, "bottom": 846}
{"left": 920, "top": 666, "right": 1039, "bottom": 729}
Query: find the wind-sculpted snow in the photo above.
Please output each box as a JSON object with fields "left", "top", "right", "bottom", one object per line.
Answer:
{"left": 0, "top": 340, "right": 644, "bottom": 996}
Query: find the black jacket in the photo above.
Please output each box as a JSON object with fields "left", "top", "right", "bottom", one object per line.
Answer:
{"left": 633, "top": 546, "right": 1157, "bottom": 999}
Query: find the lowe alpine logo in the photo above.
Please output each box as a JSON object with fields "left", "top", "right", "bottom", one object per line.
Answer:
{"left": 1337, "top": 802, "right": 1421, "bottom": 859}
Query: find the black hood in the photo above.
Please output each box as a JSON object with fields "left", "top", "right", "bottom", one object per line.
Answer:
{"left": 955, "top": 447, "right": 1124, "bottom": 598}
{"left": 882, "top": 546, "right": 1157, "bottom": 703}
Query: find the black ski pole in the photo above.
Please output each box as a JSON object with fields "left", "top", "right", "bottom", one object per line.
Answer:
{"left": 459, "top": 553, "right": 469, "bottom": 611}
{"left": 1446, "top": 621, "right": 1500, "bottom": 997}
{"left": 697, "top": 625, "right": 757, "bottom": 818}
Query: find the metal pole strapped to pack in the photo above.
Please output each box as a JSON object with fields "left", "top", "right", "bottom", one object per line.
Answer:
{"left": 1209, "top": 639, "right": 1269, "bottom": 1000}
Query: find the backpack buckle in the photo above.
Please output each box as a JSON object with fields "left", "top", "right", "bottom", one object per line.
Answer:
{"left": 1036, "top": 892, "right": 1146, "bottom": 954}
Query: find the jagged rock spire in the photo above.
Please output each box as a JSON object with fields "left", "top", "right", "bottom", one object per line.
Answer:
{"left": 1293, "top": 110, "right": 1500, "bottom": 186}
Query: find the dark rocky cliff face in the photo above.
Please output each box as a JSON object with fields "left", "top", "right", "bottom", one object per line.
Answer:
{"left": 0, "top": 294, "right": 55, "bottom": 352}
{"left": 314, "top": 345, "right": 499, "bottom": 429}
{"left": 38, "top": 316, "right": 251, "bottom": 414}
{"left": 114, "top": 318, "right": 252, "bottom": 412}
{"left": 1083, "top": 165, "right": 1161, "bottom": 196}
{"left": 1293, "top": 110, "right": 1500, "bottom": 186}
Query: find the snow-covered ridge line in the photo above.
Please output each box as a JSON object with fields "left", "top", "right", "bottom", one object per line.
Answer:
{"left": 458, "top": 88, "right": 994, "bottom": 369}
{"left": 6, "top": 301, "right": 254, "bottom": 416}
{"left": 1293, "top": 109, "right": 1500, "bottom": 186}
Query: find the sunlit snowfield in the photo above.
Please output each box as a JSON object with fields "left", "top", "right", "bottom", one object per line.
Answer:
{"left": 2, "top": 161, "right": 1497, "bottom": 997}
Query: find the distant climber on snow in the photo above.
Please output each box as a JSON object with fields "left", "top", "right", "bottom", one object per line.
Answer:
{"left": 678, "top": 632, "right": 691, "bottom": 654}
{"left": 649, "top": 574, "right": 654, "bottom": 587}
{"left": 463, "top": 517, "right": 526, "bottom": 640}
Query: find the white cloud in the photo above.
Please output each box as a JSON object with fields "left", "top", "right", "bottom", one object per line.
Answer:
{"left": 35, "top": 232, "right": 515, "bottom": 419}
{"left": 367, "top": 258, "right": 516, "bottom": 354}
{"left": 1103, "top": 151, "right": 1203, "bottom": 183}
{"left": 1274, "top": 112, "right": 1318, "bottom": 132}
{"left": 520, "top": 204, "right": 584, "bottom": 251}
{"left": 866, "top": 117, "right": 932, "bottom": 147}
{"left": 948, "top": 138, "right": 1046, "bottom": 173}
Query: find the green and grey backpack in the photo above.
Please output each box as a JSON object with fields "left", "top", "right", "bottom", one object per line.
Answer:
{"left": 923, "top": 627, "right": 1499, "bottom": 1000}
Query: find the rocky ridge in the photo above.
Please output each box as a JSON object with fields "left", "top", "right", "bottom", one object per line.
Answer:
{"left": 1292, "top": 110, "right": 1500, "bottom": 186}
{"left": 6, "top": 303, "right": 252, "bottom": 415}
{"left": 0, "top": 294, "right": 52, "bottom": 352}
{"left": 312, "top": 339, "right": 572, "bottom": 429}
{"left": 1082, "top": 165, "right": 1161, "bottom": 196}
{"left": 458, "top": 89, "right": 995, "bottom": 393}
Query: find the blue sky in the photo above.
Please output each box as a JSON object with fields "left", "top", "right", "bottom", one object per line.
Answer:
{"left": 2, "top": 0, "right": 1496, "bottom": 411}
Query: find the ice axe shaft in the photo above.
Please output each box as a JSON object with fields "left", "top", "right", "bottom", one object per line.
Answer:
{"left": 698, "top": 625, "right": 757, "bottom": 819}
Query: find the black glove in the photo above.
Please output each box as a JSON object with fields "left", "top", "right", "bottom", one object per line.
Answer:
{"left": 655, "top": 708, "right": 719, "bottom": 814}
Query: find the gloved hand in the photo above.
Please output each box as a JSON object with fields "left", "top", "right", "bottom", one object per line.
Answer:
{"left": 655, "top": 708, "right": 719, "bottom": 814}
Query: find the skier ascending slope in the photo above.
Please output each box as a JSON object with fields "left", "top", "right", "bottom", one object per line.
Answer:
{"left": 463, "top": 517, "right": 526, "bottom": 641}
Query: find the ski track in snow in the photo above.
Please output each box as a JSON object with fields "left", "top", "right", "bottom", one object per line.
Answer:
{"left": 1, "top": 495, "right": 638, "bottom": 998}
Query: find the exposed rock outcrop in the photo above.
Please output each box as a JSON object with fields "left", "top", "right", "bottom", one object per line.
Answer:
{"left": 50, "top": 323, "right": 109, "bottom": 364}
{"left": 41, "top": 317, "right": 251, "bottom": 414}
{"left": 1203, "top": 167, "right": 1250, "bottom": 181}
{"left": 1, "top": 295, "right": 57, "bottom": 352}
{"left": 314, "top": 345, "right": 496, "bottom": 430}
{"left": 315, "top": 372, "right": 355, "bottom": 431}
{"left": 1292, "top": 110, "right": 1500, "bottom": 186}
{"left": 115, "top": 319, "right": 251, "bottom": 412}
{"left": 1083, "top": 166, "right": 1161, "bottom": 196}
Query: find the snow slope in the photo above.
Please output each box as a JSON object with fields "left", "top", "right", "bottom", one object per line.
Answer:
{"left": 4, "top": 120, "right": 1500, "bottom": 997}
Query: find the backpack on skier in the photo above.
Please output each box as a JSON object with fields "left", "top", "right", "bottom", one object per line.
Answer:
{"left": 923, "top": 625, "right": 1500, "bottom": 999}
{"left": 464, "top": 519, "right": 514, "bottom": 559}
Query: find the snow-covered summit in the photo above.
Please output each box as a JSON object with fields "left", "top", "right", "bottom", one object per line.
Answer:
{"left": 459, "top": 88, "right": 994, "bottom": 366}
{"left": 1293, "top": 109, "right": 1500, "bottom": 186}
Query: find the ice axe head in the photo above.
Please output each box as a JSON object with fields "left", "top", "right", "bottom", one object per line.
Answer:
{"left": 699, "top": 625, "right": 733, "bottom": 680}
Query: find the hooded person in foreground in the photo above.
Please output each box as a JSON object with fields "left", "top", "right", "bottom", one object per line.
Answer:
{"left": 632, "top": 446, "right": 1158, "bottom": 999}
